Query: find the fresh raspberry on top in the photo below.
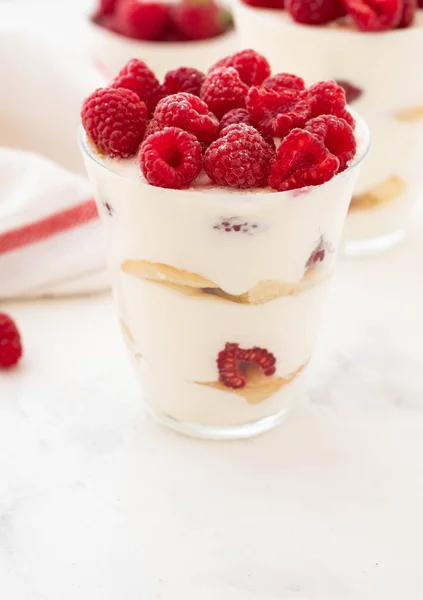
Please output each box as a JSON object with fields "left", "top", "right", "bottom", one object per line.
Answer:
{"left": 0, "top": 313, "right": 23, "bottom": 369}
{"left": 171, "top": 0, "right": 230, "bottom": 40}
{"left": 335, "top": 80, "right": 363, "bottom": 104}
{"left": 81, "top": 87, "right": 147, "bottom": 158}
{"left": 219, "top": 108, "right": 252, "bottom": 132}
{"left": 343, "top": 0, "right": 402, "bottom": 31}
{"left": 305, "top": 115, "right": 356, "bottom": 172}
{"left": 217, "top": 343, "right": 276, "bottom": 389}
{"left": 115, "top": 0, "right": 170, "bottom": 40}
{"left": 153, "top": 93, "right": 219, "bottom": 145}
{"left": 268, "top": 129, "right": 340, "bottom": 191}
{"left": 200, "top": 67, "right": 249, "bottom": 118}
{"left": 263, "top": 73, "right": 305, "bottom": 92}
{"left": 139, "top": 127, "right": 202, "bottom": 188}
{"left": 163, "top": 67, "right": 206, "bottom": 97}
{"left": 306, "top": 80, "right": 355, "bottom": 127}
{"left": 110, "top": 59, "right": 163, "bottom": 116}
{"left": 204, "top": 123, "right": 274, "bottom": 188}
{"left": 286, "top": 0, "right": 346, "bottom": 24}
{"left": 210, "top": 49, "right": 271, "bottom": 86}
{"left": 397, "top": 0, "right": 416, "bottom": 28}
{"left": 241, "top": 0, "right": 285, "bottom": 7}
{"left": 246, "top": 86, "right": 310, "bottom": 138}
{"left": 98, "top": 0, "right": 118, "bottom": 16}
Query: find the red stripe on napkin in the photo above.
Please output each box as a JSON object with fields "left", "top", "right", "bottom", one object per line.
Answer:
{"left": 0, "top": 199, "right": 98, "bottom": 256}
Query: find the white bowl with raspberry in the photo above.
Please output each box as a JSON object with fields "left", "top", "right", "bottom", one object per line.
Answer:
{"left": 79, "top": 53, "right": 370, "bottom": 440}
{"left": 233, "top": 0, "right": 423, "bottom": 256}
{"left": 87, "top": 0, "right": 238, "bottom": 79}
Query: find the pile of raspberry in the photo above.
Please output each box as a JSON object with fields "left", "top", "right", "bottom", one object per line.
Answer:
{"left": 81, "top": 50, "right": 357, "bottom": 192}
{"left": 94, "top": 0, "right": 233, "bottom": 42}
{"left": 242, "top": 0, "right": 420, "bottom": 31}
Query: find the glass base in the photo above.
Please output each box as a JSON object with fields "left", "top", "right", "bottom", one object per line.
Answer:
{"left": 341, "top": 229, "right": 405, "bottom": 259}
{"left": 146, "top": 405, "right": 291, "bottom": 441}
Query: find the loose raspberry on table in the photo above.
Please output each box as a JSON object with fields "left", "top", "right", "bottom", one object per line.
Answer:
{"left": 204, "top": 124, "right": 274, "bottom": 188}
{"left": 171, "top": 0, "right": 229, "bottom": 40}
{"left": 305, "top": 115, "right": 356, "bottom": 172}
{"left": 342, "top": 0, "right": 402, "bottom": 31}
{"left": 116, "top": 0, "right": 170, "bottom": 40}
{"left": 335, "top": 80, "right": 363, "bottom": 104}
{"left": 246, "top": 86, "right": 310, "bottom": 138}
{"left": 397, "top": 0, "right": 416, "bottom": 27}
{"left": 153, "top": 92, "right": 219, "bottom": 145}
{"left": 0, "top": 314, "right": 23, "bottom": 369}
{"left": 217, "top": 343, "right": 276, "bottom": 389}
{"left": 263, "top": 72, "right": 305, "bottom": 92}
{"left": 163, "top": 67, "right": 206, "bottom": 97}
{"left": 268, "top": 129, "right": 340, "bottom": 191}
{"left": 110, "top": 59, "right": 163, "bottom": 116}
{"left": 139, "top": 127, "right": 202, "bottom": 188}
{"left": 219, "top": 108, "right": 252, "bottom": 132}
{"left": 286, "top": 0, "right": 346, "bottom": 23}
{"left": 200, "top": 67, "right": 249, "bottom": 119}
{"left": 241, "top": 0, "right": 285, "bottom": 7}
{"left": 81, "top": 87, "right": 147, "bottom": 158}
{"left": 210, "top": 49, "right": 271, "bottom": 86}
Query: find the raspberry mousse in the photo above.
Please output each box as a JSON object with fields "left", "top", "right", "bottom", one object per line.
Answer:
{"left": 80, "top": 53, "right": 369, "bottom": 439}
{"left": 233, "top": 0, "right": 423, "bottom": 255}
{"left": 88, "top": 0, "right": 237, "bottom": 79}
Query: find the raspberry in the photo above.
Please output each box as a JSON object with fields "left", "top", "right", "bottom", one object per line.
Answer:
{"left": 219, "top": 123, "right": 275, "bottom": 149}
{"left": 398, "top": 0, "right": 416, "bottom": 27}
{"left": 219, "top": 108, "right": 252, "bottom": 132}
{"left": 110, "top": 59, "right": 163, "bottom": 116}
{"left": 306, "top": 80, "right": 354, "bottom": 128}
{"left": 163, "top": 67, "right": 206, "bottom": 97}
{"left": 268, "top": 129, "right": 340, "bottom": 191}
{"left": 306, "top": 237, "right": 331, "bottom": 269}
{"left": 241, "top": 0, "right": 284, "bottom": 7}
{"left": 305, "top": 115, "right": 356, "bottom": 172}
{"left": 214, "top": 217, "right": 261, "bottom": 235}
{"left": 200, "top": 67, "right": 249, "bottom": 119}
{"left": 81, "top": 87, "right": 147, "bottom": 158}
{"left": 263, "top": 73, "right": 306, "bottom": 92}
{"left": 98, "top": 0, "right": 118, "bottom": 16}
{"left": 246, "top": 86, "right": 310, "bottom": 138}
{"left": 210, "top": 49, "right": 271, "bottom": 86}
{"left": 145, "top": 118, "right": 164, "bottom": 138}
{"left": 171, "top": 0, "right": 229, "bottom": 40}
{"left": 204, "top": 124, "right": 274, "bottom": 188}
{"left": 419, "top": 0, "right": 423, "bottom": 7}
{"left": 335, "top": 80, "right": 363, "bottom": 104}
{"left": 0, "top": 314, "right": 22, "bottom": 369}
{"left": 217, "top": 343, "right": 276, "bottom": 389}
{"left": 153, "top": 93, "right": 219, "bottom": 145}
{"left": 139, "top": 127, "right": 202, "bottom": 188}
{"left": 342, "top": 0, "right": 402, "bottom": 31}
{"left": 286, "top": 0, "right": 346, "bottom": 23}
{"left": 115, "top": 0, "right": 170, "bottom": 40}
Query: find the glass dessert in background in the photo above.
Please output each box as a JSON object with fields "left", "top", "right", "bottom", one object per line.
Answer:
{"left": 88, "top": 0, "right": 237, "bottom": 79}
{"left": 233, "top": 0, "right": 423, "bottom": 256}
{"left": 79, "top": 52, "right": 369, "bottom": 439}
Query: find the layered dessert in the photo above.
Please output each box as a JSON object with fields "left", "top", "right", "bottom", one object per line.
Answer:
{"left": 88, "top": 0, "right": 237, "bottom": 78}
{"left": 80, "top": 52, "right": 369, "bottom": 438}
{"left": 233, "top": 0, "right": 423, "bottom": 255}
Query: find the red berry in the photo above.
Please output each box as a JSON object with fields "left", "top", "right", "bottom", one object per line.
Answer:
{"left": 116, "top": 0, "right": 169, "bottom": 40}
{"left": 0, "top": 314, "right": 22, "bottom": 369}
{"left": 98, "top": 0, "right": 118, "bottom": 16}
{"left": 217, "top": 343, "right": 276, "bottom": 389}
{"left": 306, "top": 80, "right": 354, "bottom": 127}
{"left": 171, "top": 0, "right": 229, "bottom": 40}
{"left": 418, "top": 0, "right": 423, "bottom": 7}
{"left": 204, "top": 123, "right": 274, "bottom": 188}
{"left": 241, "top": 0, "right": 284, "bottom": 7}
{"left": 139, "top": 127, "right": 202, "bottom": 189}
{"left": 200, "top": 67, "right": 249, "bottom": 119}
{"left": 342, "top": 0, "right": 402, "bottom": 31}
{"left": 397, "top": 0, "right": 416, "bottom": 27}
{"left": 305, "top": 115, "right": 356, "bottom": 172}
{"left": 153, "top": 92, "right": 219, "bottom": 145}
{"left": 163, "top": 67, "right": 206, "bottom": 97}
{"left": 213, "top": 217, "right": 261, "bottom": 234}
{"left": 110, "top": 59, "right": 163, "bottom": 116}
{"left": 263, "top": 72, "right": 306, "bottom": 92}
{"left": 286, "top": 0, "right": 346, "bottom": 23}
{"left": 81, "top": 87, "right": 147, "bottom": 158}
{"left": 219, "top": 108, "right": 252, "bottom": 132}
{"left": 335, "top": 79, "right": 363, "bottom": 104}
{"left": 145, "top": 117, "right": 164, "bottom": 138}
{"left": 246, "top": 86, "right": 310, "bottom": 138}
{"left": 210, "top": 49, "right": 271, "bottom": 86}
{"left": 306, "top": 237, "right": 328, "bottom": 269}
{"left": 268, "top": 129, "right": 340, "bottom": 191}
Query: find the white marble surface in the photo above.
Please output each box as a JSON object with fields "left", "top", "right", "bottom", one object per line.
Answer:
{"left": 2, "top": 212, "right": 423, "bottom": 600}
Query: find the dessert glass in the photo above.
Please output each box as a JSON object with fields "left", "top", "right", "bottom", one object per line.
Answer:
{"left": 233, "top": 3, "right": 423, "bottom": 256}
{"left": 79, "top": 115, "right": 369, "bottom": 440}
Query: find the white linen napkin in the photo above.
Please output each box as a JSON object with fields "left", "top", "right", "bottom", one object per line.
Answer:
{"left": 0, "top": 24, "right": 110, "bottom": 299}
